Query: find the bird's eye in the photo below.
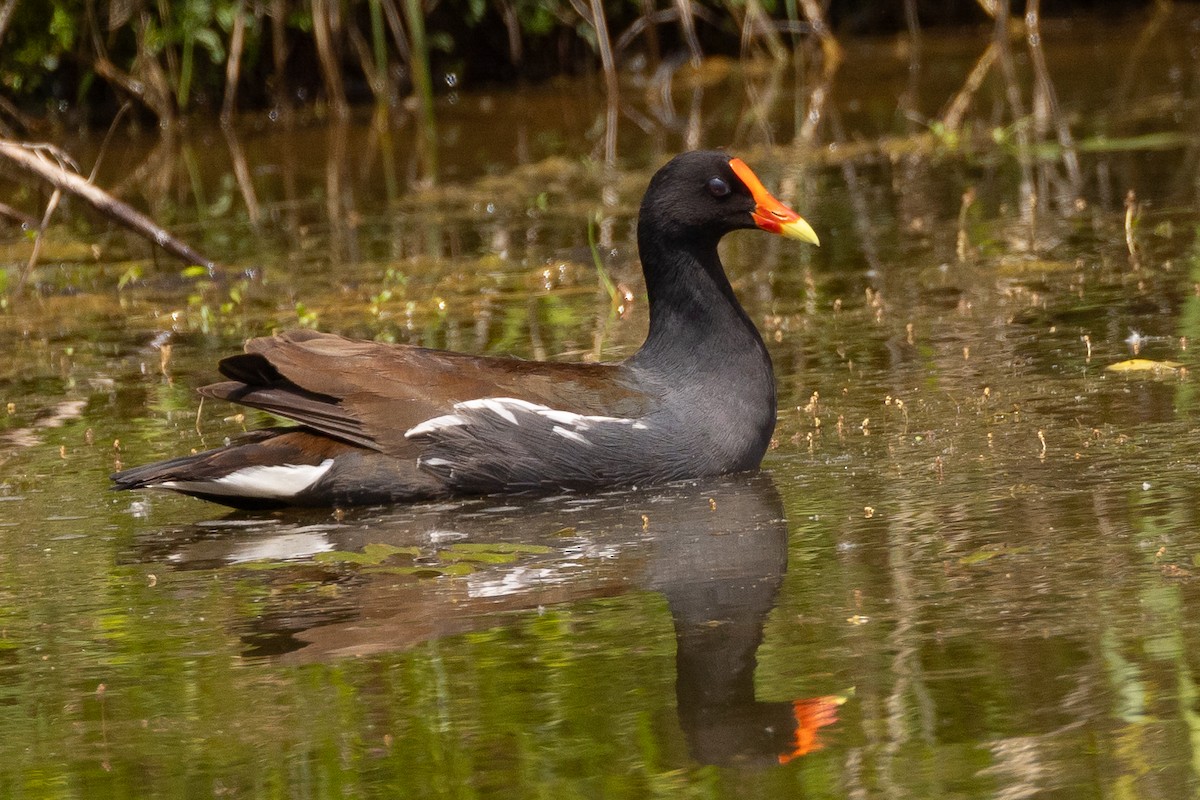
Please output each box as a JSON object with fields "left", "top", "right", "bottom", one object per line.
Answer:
{"left": 707, "top": 177, "right": 731, "bottom": 198}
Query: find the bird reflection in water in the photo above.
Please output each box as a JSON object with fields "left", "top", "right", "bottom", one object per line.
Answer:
{"left": 138, "top": 473, "right": 844, "bottom": 766}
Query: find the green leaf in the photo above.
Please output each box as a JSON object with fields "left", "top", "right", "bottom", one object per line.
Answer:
{"left": 313, "top": 550, "right": 377, "bottom": 565}
{"left": 438, "top": 550, "right": 518, "bottom": 564}
{"left": 314, "top": 543, "right": 421, "bottom": 566}
{"left": 444, "top": 542, "right": 554, "bottom": 554}
{"left": 363, "top": 543, "right": 420, "bottom": 560}
{"left": 959, "top": 544, "right": 1029, "bottom": 566}
{"left": 193, "top": 27, "right": 226, "bottom": 64}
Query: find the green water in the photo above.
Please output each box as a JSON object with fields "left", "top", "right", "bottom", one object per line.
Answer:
{"left": 3, "top": 8, "right": 1200, "bottom": 798}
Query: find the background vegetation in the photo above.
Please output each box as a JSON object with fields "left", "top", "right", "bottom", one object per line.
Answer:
{"left": 0, "top": 0, "right": 1166, "bottom": 130}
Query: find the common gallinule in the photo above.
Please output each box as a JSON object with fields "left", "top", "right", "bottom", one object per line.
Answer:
{"left": 113, "top": 150, "right": 818, "bottom": 508}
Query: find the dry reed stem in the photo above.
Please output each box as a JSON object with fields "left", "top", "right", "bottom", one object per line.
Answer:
{"left": 1024, "top": 0, "right": 1081, "bottom": 190}
{"left": 674, "top": 0, "right": 704, "bottom": 66}
{"left": 221, "top": 0, "right": 248, "bottom": 121}
{"left": 798, "top": 0, "right": 842, "bottom": 69}
{"left": 403, "top": 0, "right": 438, "bottom": 185}
{"left": 313, "top": 0, "right": 350, "bottom": 117}
{"left": 380, "top": 0, "right": 411, "bottom": 64}
{"left": 349, "top": 24, "right": 387, "bottom": 100}
{"left": 1114, "top": 0, "right": 1174, "bottom": 108}
{"left": 956, "top": 187, "right": 976, "bottom": 263}
{"left": 269, "top": 0, "right": 290, "bottom": 109}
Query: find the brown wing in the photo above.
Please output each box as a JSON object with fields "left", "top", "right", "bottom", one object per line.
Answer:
{"left": 199, "top": 330, "right": 653, "bottom": 456}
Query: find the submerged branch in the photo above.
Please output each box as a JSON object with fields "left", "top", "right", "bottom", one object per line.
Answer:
{"left": 0, "top": 139, "right": 217, "bottom": 271}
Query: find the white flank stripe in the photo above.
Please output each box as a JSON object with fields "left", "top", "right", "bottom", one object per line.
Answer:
{"left": 423, "top": 397, "right": 649, "bottom": 430}
{"left": 161, "top": 458, "right": 335, "bottom": 499}
{"left": 475, "top": 398, "right": 519, "bottom": 424}
{"left": 552, "top": 425, "right": 591, "bottom": 445}
{"left": 539, "top": 407, "right": 590, "bottom": 426}
{"left": 457, "top": 397, "right": 541, "bottom": 418}
{"left": 405, "top": 414, "right": 467, "bottom": 438}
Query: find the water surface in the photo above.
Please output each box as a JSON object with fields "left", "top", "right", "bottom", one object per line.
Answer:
{"left": 3, "top": 9, "right": 1200, "bottom": 798}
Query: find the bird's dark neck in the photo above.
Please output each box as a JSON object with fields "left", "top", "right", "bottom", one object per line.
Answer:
{"left": 630, "top": 228, "right": 777, "bottom": 468}
{"left": 633, "top": 231, "right": 768, "bottom": 366}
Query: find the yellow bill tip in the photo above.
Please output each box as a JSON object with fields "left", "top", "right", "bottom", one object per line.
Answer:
{"left": 780, "top": 215, "right": 820, "bottom": 246}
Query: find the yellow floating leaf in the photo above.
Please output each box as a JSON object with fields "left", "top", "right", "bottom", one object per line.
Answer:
{"left": 996, "top": 257, "right": 1078, "bottom": 276}
{"left": 1105, "top": 359, "right": 1183, "bottom": 373}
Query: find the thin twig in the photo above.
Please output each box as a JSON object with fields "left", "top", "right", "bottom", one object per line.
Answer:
{"left": 1113, "top": 0, "right": 1173, "bottom": 123}
{"left": 16, "top": 103, "right": 133, "bottom": 291}
{"left": 798, "top": 0, "right": 843, "bottom": 69}
{"left": 1125, "top": 189, "right": 1140, "bottom": 269}
{"left": 992, "top": 2, "right": 1036, "bottom": 241}
{"left": 0, "top": 139, "right": 216, "bottom": 272}
{"left": 269, "top": 0, "right": 290, "bottom": 109}
{"left": 0, "top": 92, "right": 38, "bottom": 135}
{"left": 222, "top": 126, "right": 262, "bottom": 228}
{"left": 0, "top": 0, "right": 17, "bottom": 48}
{"left": 380, "top": 0, "right": 411, "bottom": 65}
{"left": 1024, "top": 0, "right": 1082, "bottom": 191}
{"left": 90, "top": 103, "right": 132, "bottom": 183}
{"left": 21, "top": 187, "right": 63, "bottom": 291}
{"left": 674, "top": 0, "right": 703, "bottom": 66}
{"left": 956, "top": 187, "right": 975, "bottom": 263}
{"left": 738, "top": 0, "right": 786, "bottom": 62}
{"left": 940, "top": 42, "right": 996, "bottom": 132}
{"left": 349, "top": 23, "right": 387, "bottom": 101}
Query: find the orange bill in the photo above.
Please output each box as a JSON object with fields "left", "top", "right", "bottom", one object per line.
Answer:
{"left": 730, "top": 158, "right": 820, "bottom": 245}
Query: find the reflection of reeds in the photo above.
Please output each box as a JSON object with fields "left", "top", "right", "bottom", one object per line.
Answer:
{"left": 403, "top": 0, "right": 439, "bottom": 185}
{"left": 586, "top": 0, "right": 620, "bottom": 165}
{"left": 222, "top": 124, "right": 262, "bottom": 229}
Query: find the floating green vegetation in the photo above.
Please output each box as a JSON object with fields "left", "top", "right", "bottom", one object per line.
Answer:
{"left": 299, "top": 540, "right": 555, "bottom": 578}
{"left": 438, "top": 542, "right": 555, "bottom": 564}
{"left": 313, "top": 542, "right": 422, "bottom": 565}
{"left": 959, "top": 544, "right": 1031, "bottom": 566}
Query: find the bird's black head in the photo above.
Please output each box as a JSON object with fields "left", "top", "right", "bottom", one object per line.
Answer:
{"left": 638, "top": 150, "right": 819, "bottom": 246}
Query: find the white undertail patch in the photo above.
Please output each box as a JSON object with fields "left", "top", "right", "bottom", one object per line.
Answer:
{"left": 161, "top": 458, "right": 335, "bottom": 499}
